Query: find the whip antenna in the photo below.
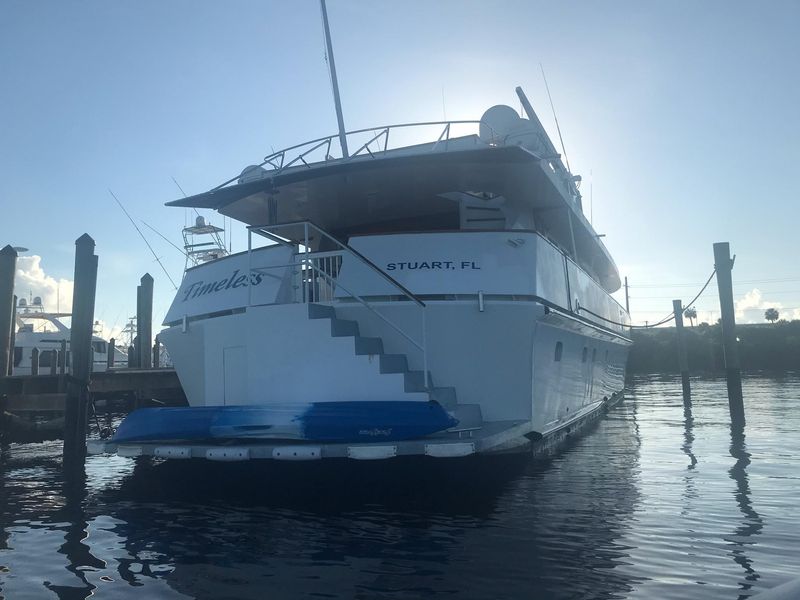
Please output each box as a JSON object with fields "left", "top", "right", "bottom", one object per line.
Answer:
{"left": 109, "top": 189, "right": 178, "bottom": 290}
{"left": 539, "top": 63, "right": 571, "bottom": 173}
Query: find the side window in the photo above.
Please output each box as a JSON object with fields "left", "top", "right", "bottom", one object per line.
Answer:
{"left": 605, "top": 350, "right": 609, "bottom": 363}
{"left": 554, "top": 342, "right": 563, "bottom": 362}
{"left": 592, "top": 348, "right": 597, "bottom": 363}
{"left": 582, "top": 347, "right": 588, "bottom": 363}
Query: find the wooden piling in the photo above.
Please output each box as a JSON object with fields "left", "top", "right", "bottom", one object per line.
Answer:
{"left": 0, "top": 245, "right": 17, "bottom": 377}
{"left": 49, "top": 349, "right": 57, "bottom": 375}
{"left": 137, "top": 274, "right": 154, "bottom": 369}
{"left": 59, "top": 340, "right": 67, "bottom": 374}
{"left": 152, "top": 335, "right": 160, "bottom": 369}
{"left": 713, "top": 242, "right": 744, "bottom": 425}
{"left": 8, "top": 295, "right": 17, "bottom": 376}
{"left": 107, "top": 338, "right": 115, "bottom": 369}
{"left": 127, "top": 344, "right": 135, "bottom": 368}
{"left": 673, "top": 299, "right": 691, "bottom": 400}
{"left": 31, "top": 347, "right": 39, "bottom": 376}
{"left": 63, "top": 234, "right": 98, "bottom": 472}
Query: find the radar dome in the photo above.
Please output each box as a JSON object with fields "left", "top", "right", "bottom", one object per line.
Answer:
{"left": 479, "top": 105, "right": 522, "bottom": 145}
{"left": 33, "top": 296, "right": 42, "bottom": 306}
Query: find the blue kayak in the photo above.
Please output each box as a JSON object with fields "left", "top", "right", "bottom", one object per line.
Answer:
{"left": 112, "top": 401, "right": 458, "bottom": 444}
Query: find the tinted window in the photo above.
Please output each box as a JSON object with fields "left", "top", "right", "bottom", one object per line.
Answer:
{"left": 554, "top": 342, "right": 563, "bottom": 362}
{"left": 582, "top": 347, "right": 588, "bottom": 363}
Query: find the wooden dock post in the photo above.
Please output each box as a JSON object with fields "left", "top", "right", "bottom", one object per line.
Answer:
{"left": 7, "top": 295, "right": 17, "bottom": 375}
{"left": 63, "top": 234, "right": 98, "bottom": 472}
{"left": 30, "top": 348, "right": 39, "bottom": 376}
{"left": 152, "top": 335, "right": 160, "bottom": 369}
{"left": 107, "top": 338, "right": 115, "bottom": 369}
{"left": 673, "top": 299, "right": 691, "bottom": 400}
{"left": 49, "top": 349, "right": 57, "bottom": 375}
{"left": 0, "top": 245, "right": 17, "bottom": 378}
{"left": 127, "top": 344, "right": 135, "bottom": 368}
{"left": 713, "top": 242, "right": 744, "bottom": 425}
{"left": 137, "top": 274, "right": 153, "bottom": 369}
{"left": 59, "top": 339, "right": 67, "bottom": 374}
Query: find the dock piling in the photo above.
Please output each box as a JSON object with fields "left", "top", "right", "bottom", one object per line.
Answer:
{"left": 136, "top": 274, "right": 153, "bottom": 369}
{"left": 63, "top": 234, "right": 98, "bottom": 472}
{"left": 673, "top": 299, "right": 691, "bottom": 400}
{"left": 127, "top": 344, "right": 135, "bottom": 368}
{"left": 107, "top": 338, "right": 115, "bottom": 369}
{"left": 31, "top": 348, "right": 39, "bottom": 376}
{"left": 713, "top": 242, "right": 744, "bottom": 425}
{"left": 8, "top": 295, "right": 16, "bottom": 375}
{"left": 0, "top": 245, "right": 18, "bottom": 378}
{"left": 59, "top": 340, "right": 67, "bottom": 374}
{"left": 152, "top": 335, "right": 160, "bottom": 369}
{"left": 49, "top": 350, "right": 57, "bottom": 375}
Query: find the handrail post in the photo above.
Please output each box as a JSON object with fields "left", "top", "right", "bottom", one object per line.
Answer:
{"left": 247, "top": 228, "right": 253, "bottom": 308}
{"left": 304, "top": 222, "right": 310, "bottom": 303}
{"left": 422, "top": 308, "right": 429, "bottom": 390}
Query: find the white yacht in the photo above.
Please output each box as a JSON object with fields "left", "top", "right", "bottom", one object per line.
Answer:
{"left": 104, "top": 86, "right": 632, "bottom": 460}
{"left": 12, "top": 297, "right": 124, "bottom": 375}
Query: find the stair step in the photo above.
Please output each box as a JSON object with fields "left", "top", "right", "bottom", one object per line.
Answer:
{"left": 354, "top": 336, "right": 383, "bottom": 355}
{"left": 404, "top": 370, "right": 432, "bottom": 392}
{"left": 330, "top": 318, "right": 359, "bottom": 337}
{"left": 308, "top": 304, "right": 335, "bottom": 320}
{"left": 379, "top": 354, "right": 408, "bottom": 374}
{"left": 429, "top": 386, "right": 457, "bottom": 408}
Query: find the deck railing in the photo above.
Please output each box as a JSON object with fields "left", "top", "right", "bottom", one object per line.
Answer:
{"left": 247, "top": 221, "right": 429, "bottom": 389}
{"left": 211, "top": 120, "right": 493, "bottom": 192}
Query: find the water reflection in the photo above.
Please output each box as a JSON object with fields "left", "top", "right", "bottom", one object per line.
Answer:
{"left": 728, "top": 424, "right": 764, "bottom": 599}
{"left": 3, "top": 376, "right": 798, "bottom": 599}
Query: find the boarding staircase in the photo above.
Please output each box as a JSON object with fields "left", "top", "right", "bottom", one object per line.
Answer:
{"left": 308, "top": 303, "right": 455, "bottom": 407}
{"left": 307, "top": 303, "right": 483, "bottom": 434}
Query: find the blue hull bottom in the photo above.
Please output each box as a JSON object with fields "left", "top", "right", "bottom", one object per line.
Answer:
{"left": 112, "top": 401, "right": 458, "bottom": 444}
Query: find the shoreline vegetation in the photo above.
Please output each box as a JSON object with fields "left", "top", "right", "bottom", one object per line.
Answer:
{"left": 628, "top": 321, "right": 800, "bottom": 374}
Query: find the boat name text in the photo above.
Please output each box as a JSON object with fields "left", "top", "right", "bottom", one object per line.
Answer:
{"left": 181, "top": 269, "right": 264, "bottom": 302}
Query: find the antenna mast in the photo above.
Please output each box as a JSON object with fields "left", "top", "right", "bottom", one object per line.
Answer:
{"left": 320, "top": 0, "right": 349, "bottom": 158}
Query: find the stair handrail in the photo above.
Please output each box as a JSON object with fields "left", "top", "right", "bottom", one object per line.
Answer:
{"left": 249, "top": 221, "right": 429, "bottom": 388}
{"left": 252, "top": 221, "right": 425, "bottom": 307}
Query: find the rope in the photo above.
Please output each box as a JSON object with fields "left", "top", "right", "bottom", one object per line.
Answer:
{"left": 578, "top": 268, "right": 717, "bottom": 329}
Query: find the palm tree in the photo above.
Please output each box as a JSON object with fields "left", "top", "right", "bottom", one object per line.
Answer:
{"left": 765, "top": 308, "right": 779, "bottom": 323}
{"left": 683, "top": 307, "right": 697, "bottom": 327}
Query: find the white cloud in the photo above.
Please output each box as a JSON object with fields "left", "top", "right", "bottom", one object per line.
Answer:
{"left": 14, "top": 255, "right": 74, "bottom": 314}
{"left": 734, "top": 288, "right": 789, "bottom": 323}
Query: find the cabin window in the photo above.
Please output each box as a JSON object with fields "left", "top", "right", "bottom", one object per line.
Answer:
{"left": 554, "top": 342, "right": 563, "bottom": 362}
{"left": 592, "top": 348, "right": 597, "bottom": 363}
{"left": 582, "top": 347, "right": 588, "bottom": 363}
{"left": 13, "top": 347, "right": 22, "bottom": 367}
{"left": 92, "top": 341, "right": 107, "bottom": 354}
{"left": 40, "top": 350, "right": 53, "bottom": 367}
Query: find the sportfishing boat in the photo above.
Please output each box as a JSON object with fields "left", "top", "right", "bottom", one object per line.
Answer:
{"left": 12, "top": 296, "right": 125, "bottom": 375}
{"left": 99, "top": 83, "right": 632, "bottom": 461}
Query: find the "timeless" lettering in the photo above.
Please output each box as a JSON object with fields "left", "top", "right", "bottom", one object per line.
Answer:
{"left": 181, "top": 269, "right": 265, "bottom": 302}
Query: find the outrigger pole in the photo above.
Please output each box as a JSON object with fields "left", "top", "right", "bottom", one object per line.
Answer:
{"left": 320, "top": 0, "right": 349, "bottom": 158}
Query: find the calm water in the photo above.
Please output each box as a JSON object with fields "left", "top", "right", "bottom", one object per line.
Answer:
{"left": 1, "top": 374, "right": 798, "bottom": 599}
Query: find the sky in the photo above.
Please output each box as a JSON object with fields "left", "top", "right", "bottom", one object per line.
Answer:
{"left": 2, "top": 0, "right": 799, "bottom": 339}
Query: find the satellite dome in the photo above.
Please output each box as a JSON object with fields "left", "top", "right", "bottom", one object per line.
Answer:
{"left": 195, "top": 216, "right": 206, "bottom": 228}
{"left": 239, "top": 165, "right": 268, "bottom": 184}
{"left": 33, "top": 296, "right": 42, "bottom": 306}
{"left": 479, "top": 105, "right": 522, "bottom": 145}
